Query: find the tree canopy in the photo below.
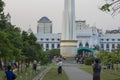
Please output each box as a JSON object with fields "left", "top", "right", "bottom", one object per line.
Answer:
{"left": 100, "top": 0, "right": 120, "bottom": 15}
{"left": 0, "top": 0, "right": 46, "bottom": 64}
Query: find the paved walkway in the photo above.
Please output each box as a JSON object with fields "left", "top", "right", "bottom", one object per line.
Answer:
{"left": 63, "top": 63, "right": 92, "bottom": 80}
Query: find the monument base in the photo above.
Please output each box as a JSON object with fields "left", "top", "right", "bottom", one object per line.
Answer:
{"left": 60, "top": 40, "right": 77, "bottom": 58}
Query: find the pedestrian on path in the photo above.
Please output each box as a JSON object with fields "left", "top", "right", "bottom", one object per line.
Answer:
{"left": 4, "top": 65, "right": 17, "bottom": 80}
{"left": 57, "top": 59, "right": 63, "bottom": 74}
{"left": 92, "top": 58, "right": 101, "bottom": 80}
{"left": 33, "top": 60, "right": 37, "bottom": 73}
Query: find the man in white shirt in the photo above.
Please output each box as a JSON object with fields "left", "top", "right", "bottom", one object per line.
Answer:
{"left": 57, "top": 59, "right": 63, "bottom": 74}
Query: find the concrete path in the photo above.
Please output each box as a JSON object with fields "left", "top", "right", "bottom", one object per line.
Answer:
{"left": 63, "top": 63, "right": 92, "bottom": 80}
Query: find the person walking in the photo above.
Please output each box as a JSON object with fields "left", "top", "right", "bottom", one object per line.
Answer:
{"left": 57, "top": 59, "right": 63, "bottom": 74}
{"left": 4, "top": 65, "right": 17, "bottom": 80}
{"left": 33, "top": 60, "right": 37, "bottom": 72}
{"left": 92, "top": 58, "right": 101, "bottom": 80}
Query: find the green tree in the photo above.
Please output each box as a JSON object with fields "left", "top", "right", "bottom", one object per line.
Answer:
{"left": 100, "top": 0, "right": 120, "bottom": 15}
{"left": 22, "top": 31, "right": 43, "bottom": 62}
{"left": 0, "top": 0, "right": 4, "bottom": 14}
{"left": 0, "top": 31, "right": 14, "bottom": 61}
{"left": 0, "top": 0, "right": 45, "bottom": 65}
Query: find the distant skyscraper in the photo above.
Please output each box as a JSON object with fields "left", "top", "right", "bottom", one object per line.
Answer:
{"left": 37, "top": 16, "right": 52, "bottom": 34}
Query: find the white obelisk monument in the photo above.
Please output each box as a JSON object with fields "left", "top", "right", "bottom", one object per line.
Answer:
{"left": 60, "top": 0, "right": 77, "bottom": 58}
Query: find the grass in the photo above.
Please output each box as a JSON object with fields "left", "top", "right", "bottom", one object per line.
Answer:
{"left": 42, "top": 68, "right": 68, "bottom": 80}
{"left": 0, "top": 70, "right": 4, "bottom": 80}
{"left": 16, "top": 67, "right": 43, "bottom": 80}
{"left": 0, "top": 64, "right": 45, "bottom": 80}
{"left": 79, "top": 64, "right": 120, "bottom": 80}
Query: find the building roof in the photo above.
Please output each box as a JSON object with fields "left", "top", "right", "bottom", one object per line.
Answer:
{"left": 38, "top": 16, "right": 51, "bottom": 23}
{"left": 28, "top": 28, "right": 32, "bottom": 33}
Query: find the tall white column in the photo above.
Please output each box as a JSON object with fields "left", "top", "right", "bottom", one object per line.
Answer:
{"left": 60, "top": 0, "right": 77, "bottom": 58}
{"left": 63, "top": 0, "right": 76, "bottom": 40}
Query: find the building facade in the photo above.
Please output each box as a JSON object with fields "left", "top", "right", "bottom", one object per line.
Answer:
{"left": 35, "top": 17, "right": 120, "bottom": 52}
{"left": 35, "top": 33, "right": 61, "bottom": 51}
{"left": 99, "top": 29, "right": 120, "bottom": 51}
{"left": 37, "top": 16, "right": 52, "bottom": 34}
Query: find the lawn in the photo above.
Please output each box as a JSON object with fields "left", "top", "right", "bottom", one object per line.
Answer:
{"left": 79, "top": 64, "right": 120, "bottom": 80}
{"left": 42, "top": 68, "right": 68, "bottom": 80}
{"left": 0, "top": 64, "right": 45, "bottom": 80}
{"left": 0, "top": 70, "right": 4, "bottom": 80}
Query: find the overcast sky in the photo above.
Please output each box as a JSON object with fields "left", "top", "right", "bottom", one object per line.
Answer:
{"left": 4, "top": 0, "right": 120, "bottom": 33}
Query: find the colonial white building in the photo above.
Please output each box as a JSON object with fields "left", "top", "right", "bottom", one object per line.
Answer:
{"left": 75, "top": 20, "right": 101, "bottom": 48}
{"left": 35, "top": 33, "right": 61, "bottom": 51}
{"left": 35, "top": 17, "right": 120, "bottom": 52}
{"left": 99, "top": 29, "right": 120, "bottom": 51}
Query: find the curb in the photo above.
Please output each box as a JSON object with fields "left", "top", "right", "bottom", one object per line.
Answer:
{"left": 33, "top": 67, "right": 51, "bottom": 80}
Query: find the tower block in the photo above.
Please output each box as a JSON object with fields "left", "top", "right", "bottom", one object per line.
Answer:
{"left": 60, "top": 0, "right": 77, "bottom": 58}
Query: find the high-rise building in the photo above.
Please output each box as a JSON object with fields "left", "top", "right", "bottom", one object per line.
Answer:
{"left": 37, "top": 16, "right": 52, "bottom": 34}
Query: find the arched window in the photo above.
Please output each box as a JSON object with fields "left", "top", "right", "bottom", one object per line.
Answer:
{"left": 41, "top": 38, "right": 43, "bottom": 40}
{"left": 57, "top": 38, "right": 60, "bottom": 41}
{"left": 106, "top": 44, "right": 109, "bottom": 49}
{"left": 112, "top": 44, "right": 115, "bottom": 49}
{"left": 85, "top": 42, "right": 89, "bottom": 47}
{"left": 52, "top": 38, "right": 54, "bottom": 41}
{"left": 46, "top": 44, "right": 49, "bottom": 48}
{"left": 57, "top": 44, "right": 60, "bottom": 48}
{"left": 101, "top": 44, "right": 104, "bottom": 48}
{"left": 52, "top": 44, "right": 54, "bottom": 48}
{"left": 79, "top": 42, "right": 83, "bottom": 47}
{"left": 46, "top": 38, "right": 49, "bottom": 41}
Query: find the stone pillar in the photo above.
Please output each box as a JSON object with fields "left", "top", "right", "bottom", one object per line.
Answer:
{"left": 43, "top": 43, "right": 46, "bottom": 51}
{"left": 60, "top": 0, "right": 77, "bottom": 58}
{"left": 60, "top": 40, "right": 77, "bottom": 57}
{"left": 63, "top": 0, "right": 76, "bottom": 40}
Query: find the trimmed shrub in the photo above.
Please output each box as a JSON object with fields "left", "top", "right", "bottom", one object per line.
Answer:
{"left": 84, "top": 58, "right": 92, "bottom": 65}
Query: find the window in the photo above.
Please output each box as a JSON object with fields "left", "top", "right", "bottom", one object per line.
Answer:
{"left": 57, "top": 38, "right": 60, "bottom": 41}
{"left": 112, "top": 39, "right": 115, "bottom": 41}
{"left": 52, "top": 38, "right": 54, "bottom": 41}
{"left": 57, "top": 44, "right": 60, "bottom": 48}
{"left": 106, "top": 39, "right": 109, "bottom": 41}
{"left": 46, "top": 44, "right": 49, "bottom": 48}
{"left": 46, "top": 38, "right": 49, "bottom": 41}
{"left": 112, "top": 44, "right": 115, "bottom": 48}
{"left": 106, "top": 44, "right": 109, "bottom": 49}
{"left": 101, "top": 44, "right": 104, "bottom": 48}
{"left": 118, "top": 39, "right": 120, "bottom": 41}
{"left": 79, "top": 43, "right": 83, "bottom": 47}
{"left": 41, "top": 38, "right": 43, "bottom": 40}
{"left": 85, "top": 42, "right": 89, "bottom": 47}
{"left": 101, "top": 39, "right": 104, "bottom": 41}
{"left": 52, "top": 44, "right": 54, "bottom": 48}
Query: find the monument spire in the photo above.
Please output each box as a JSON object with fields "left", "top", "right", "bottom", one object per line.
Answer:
{"left": 60, "top": 0, "right": 77, "bottom": 58}
{"left": 63, "top": 0, "right": 76, "bottom": 40}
